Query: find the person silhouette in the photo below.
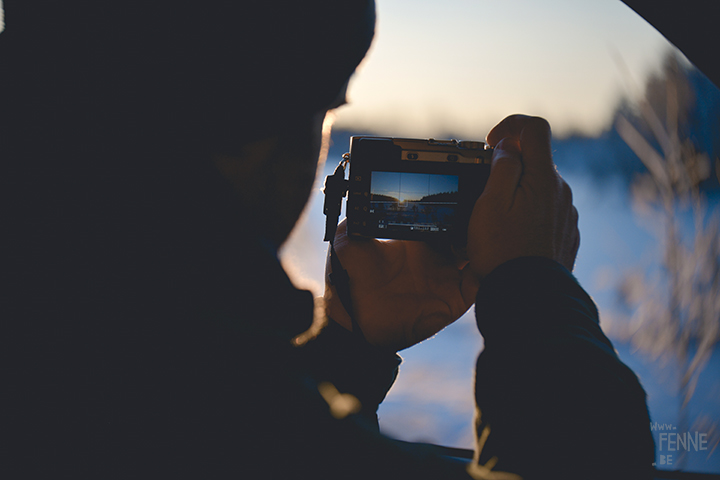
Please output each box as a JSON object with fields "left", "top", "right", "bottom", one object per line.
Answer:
{"left": 0, "top": 2, "right": 653, "bottom": 478}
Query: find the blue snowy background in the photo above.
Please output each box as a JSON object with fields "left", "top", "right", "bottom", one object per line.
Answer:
{"left": 281, "top": 61, "right": 720, "bottom": 473}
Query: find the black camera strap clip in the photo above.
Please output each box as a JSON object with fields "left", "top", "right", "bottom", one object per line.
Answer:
{"left": 322, "top": 154, "right": 367, "bottom": 341}
{"left": 323, "top": 153, "right": 350, "bottom": 242}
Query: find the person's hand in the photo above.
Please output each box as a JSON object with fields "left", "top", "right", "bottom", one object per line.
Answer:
{"left": 324, "top": 114, "right": 578, "bottom": 351}
{"left": 467, "top": 114, "right": 579, "bottom": 279}
{"left": 324, "top": 220, "right": 479, "bottom": 351}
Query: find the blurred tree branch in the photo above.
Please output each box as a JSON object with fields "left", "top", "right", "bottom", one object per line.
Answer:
{"left": 615, "top": 54, "right": 720, "bottom": 464}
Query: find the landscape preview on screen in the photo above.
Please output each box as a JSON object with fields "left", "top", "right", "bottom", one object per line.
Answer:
{"left": 369, "top": 171, "right": 460, "bottom": 233}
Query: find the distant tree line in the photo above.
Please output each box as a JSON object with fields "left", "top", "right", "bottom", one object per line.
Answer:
{"left": 553, "top": 51, "right": 720, "bottom": 191}
{"left": 371, "top": 191, "right": 459, "bottom": 203}
{"left": 420, "top": 191, "right": 458, "bottom": 203}
{"left": 371, "top": 193, "right": 399, "bottom": 202}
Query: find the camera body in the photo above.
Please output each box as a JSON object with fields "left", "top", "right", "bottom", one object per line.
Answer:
{"left": 345, "top": 136, "right": 492, "bottom": 244}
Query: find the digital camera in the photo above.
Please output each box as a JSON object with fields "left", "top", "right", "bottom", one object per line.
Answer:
{"left": 343, "top": 136, "right": 493, "bottom": 244}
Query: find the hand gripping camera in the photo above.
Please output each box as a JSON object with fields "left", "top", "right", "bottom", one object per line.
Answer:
{"left": 324, "top": 136, "right": 493, "bottom": 246}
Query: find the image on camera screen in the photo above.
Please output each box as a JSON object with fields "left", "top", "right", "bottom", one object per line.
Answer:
{"left": 369, "top": 171, "right": 459, "bottom": 233}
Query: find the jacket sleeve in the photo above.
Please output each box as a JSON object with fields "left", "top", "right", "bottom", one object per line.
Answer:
{"left": 473, "top": 257, "right": 655, "bottom": 479}
{"left": 298, "top": 317, "right": 402, "bottom": 427}
{"left": 294, "top": 316, "right": 478, "bottom": 480}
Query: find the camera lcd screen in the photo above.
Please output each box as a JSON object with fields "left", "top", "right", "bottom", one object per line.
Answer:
{"left": 369, "top": 171, "right": 459, "bottom": 233}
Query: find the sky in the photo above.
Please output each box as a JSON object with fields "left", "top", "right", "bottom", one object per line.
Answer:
{"left": 334, "top": 0, "right": 678, "bottom": 139}
{"left": 371, "top": 172, "right": 459, "bottom": 201}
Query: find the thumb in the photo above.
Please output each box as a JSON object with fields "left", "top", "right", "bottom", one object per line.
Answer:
{"left": 477, "top": 137, "right": 522, "bottom": 211}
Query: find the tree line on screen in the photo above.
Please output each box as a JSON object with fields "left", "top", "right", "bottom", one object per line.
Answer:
{"left": 371, "top": 191, "right": 459, "bottom": 203}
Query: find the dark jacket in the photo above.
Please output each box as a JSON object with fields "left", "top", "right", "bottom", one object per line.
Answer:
{"left": 473, "top": 257, "right": 655, "bottom": 479}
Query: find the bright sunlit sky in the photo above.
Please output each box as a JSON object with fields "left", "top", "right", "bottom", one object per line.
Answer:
{"left": 334, "top": 0, "right": 679, "bottom": 139}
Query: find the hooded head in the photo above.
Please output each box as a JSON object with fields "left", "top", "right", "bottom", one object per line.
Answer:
{"left": 0, "top": 0, "right": 376, "bottom": 311}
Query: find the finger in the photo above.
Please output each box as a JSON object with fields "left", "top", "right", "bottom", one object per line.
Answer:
{"left": 486, "top": 114, "right": 532, "bottom": 146}
{"left": 573, "top": 223, "right": 581, "bottom": 259}
{"left": 325, "top": 219, "right": 359, "bottom": 283}
{"left": 487, "top": 115, "right": 554, "bottom": 177}
{"left": 518, "top": 116, "right": 554, "bottom": 176}
{"left": 334, "top": 217, "right": 347, "bottom": 238}
{"left": 331, "top": 217, "right": 375, "bottom": 256}
{"left": 326, "top": 220, "right": 348, "bottom": 280}
{"left": 422, "top": 238, "right": 457, "bottom": 264}
{"left": 570, "top": 206, "right": 580, "bottom": 263}
{"left": 476, "top": 137, "right": 522, "bottom": 210}
{"left": 561, "top": 205, "right": 580, "bottom": 272}
{"left": 325, "top": 220, "right": 347, "bottom": 300}
{"left": 451, "top": 245, "right": 470, "bottom": 267}
{"left": 564, "top": 227, "right": 580, "bottom": 272}
{"left": 417, "top": 241, "right": 469, "bottom": 270}
{"left": 460, "top": 264, "right": 480, "bottom": 309}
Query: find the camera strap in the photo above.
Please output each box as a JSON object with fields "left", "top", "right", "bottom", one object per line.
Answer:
{"left": 322, "top": 155, "right": 349, "bottom": 243}
{"left": 323, "top": 155, "right": 367, "bottom": 342}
